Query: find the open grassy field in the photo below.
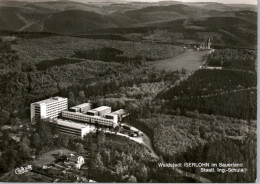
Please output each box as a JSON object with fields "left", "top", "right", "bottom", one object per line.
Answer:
{"left": 150, "top": 49, "right": 209, "bottom": 71}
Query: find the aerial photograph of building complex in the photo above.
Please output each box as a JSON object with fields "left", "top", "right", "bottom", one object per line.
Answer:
{"left": 31, "top": 96, "right": 129, "bottom": 138}
{"left": 0, "top": 0, "right": 257, "bottom": 183}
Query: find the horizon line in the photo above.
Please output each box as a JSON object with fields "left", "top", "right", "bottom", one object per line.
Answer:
{"left": 1, "top": 0, "right": 257, "bottom": 5}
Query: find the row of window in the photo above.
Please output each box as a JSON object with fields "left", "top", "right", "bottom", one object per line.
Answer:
{"left": 46, "top": 110, "right": 64, "bottom": 116}
{"left": 46, "top": 106, "right": 67, "bottom": 111}
{"left": 62, "top": 112, "right": 115, "bottom": 126}
{"left": 48, "top": 122, "right": 82, "bottom": 137}
{"left": 55, "top": 125, "right": 82, "bottom": 133}
{"left": 46, "top": 104, "right": 67, "bottom": 108}
{"left": 46, "top": 108, "right": 67, "bottom": 116}
{"left": 46, "top": 101, "right": 67, "bottom": 107}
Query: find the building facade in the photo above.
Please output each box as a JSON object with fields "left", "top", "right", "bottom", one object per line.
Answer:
{"left": 48, "top": 119, "right": 93, "bottom": 138}
{"left": 30, "top": 97, "right": 68, "bottom": 122}
{"left": 61, "top": 110, "right": 118, "bottom": 127}
{"left": 111, "top": 109, "right": 129, "bottom": 122}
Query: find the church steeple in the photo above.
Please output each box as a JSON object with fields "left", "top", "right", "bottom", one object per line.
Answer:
{"left": 207, "top": 37, "right": 211, "bottom": 49}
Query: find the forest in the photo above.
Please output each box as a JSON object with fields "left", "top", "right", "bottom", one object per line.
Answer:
{"left": 0, "top": 38, "right": 181, "bottom": 126}
{"left": 0, "top": 31, "right": 257, "bottom": 183}
{"left": 174, "top": 137, "right": 256, "bottom": 183}
{"left": 0, "top": 120, "right": 192, "bottom": 183}
{"left": 0, "top": 40, "right": 20, "bottom": 73}
{"left": 207, "top": 48, "right": 256, "bottom": 71}
{"left": 158, "top": 69, "right": 256, "bottom": 98}
{"left": 35, "top": 58, "right": 83, "bottom": 71}
{"left": 158, "top": 69, "right": 257, "bottom": 119}
{"left": 164, "top": 89, "right": 257, "bottom": 119}
{"left": 12, "top": 36, "right": 184, "bottom": 64}
{"left": 76, "top": 34, "right": 130, "bottom": 41}
{"left": 137, "top": 113, "right": 254, "bottom": 155}
{"left": 128, "top": 112, "right": 256, "bottom": 183}
{"left": 82, "top": 132, "right": 190, "bottom": 183}
{"left": 73, "top": 47, "right": 148, "bottom": 66}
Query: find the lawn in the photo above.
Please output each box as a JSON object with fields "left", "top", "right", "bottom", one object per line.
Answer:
{"left": 33, "top": 149, "right": 75, "bottom": 165}
{"left": 150, "top": 49, "right": 209, "bottom": 71}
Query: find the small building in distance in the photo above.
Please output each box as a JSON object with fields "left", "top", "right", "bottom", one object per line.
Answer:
{"left": 30, "top": 97, "right": 68, "bottom": 122}
{"left": 75, "top": 156, "right": 85, "bottom": 169}
{"left": 185, "top": 38, "right": 212, "bottom": 50}
{"left": 0, "top": 36, "right": 17, "bottom": 42}
{"left": 197, "top": 38, "right": 211, "bottom": 50}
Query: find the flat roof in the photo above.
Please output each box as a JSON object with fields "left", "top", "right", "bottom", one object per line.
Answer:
{"left": 52, "top": 119, "right": 87, "bottom": 129}
{"left": 87, "top": 110, "right": 97, "bottom": 113}
{"left": 93, "top": 106, "right": 111, "bottom": 111}
{"left": 112, "top": 109, "right": 127, "bottom": 115}
{"left": 63, "top": 111, "right": 113, "bottom": 121}
{"left": 72, "top": 103, "right": 91, "bottom": 108}
{"left": 33, "top": 97, "right": 67, "bottom": 105}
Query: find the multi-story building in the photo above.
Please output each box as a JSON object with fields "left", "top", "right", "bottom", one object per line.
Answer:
{"left": 70, "top": 103, "right": 92, "bottom": 113}
{"left": 30, "top": 97, "right": 68, "bottom": 122}
{"left": 61, "top": 110, "right": 118, "bottom": 127}
{"left": 48, "top": 119, "right": 93, "bottom": 138}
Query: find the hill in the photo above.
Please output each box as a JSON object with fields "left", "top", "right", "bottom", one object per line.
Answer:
{"left": 0, "top": 0, "right": 257, "bottom": 31}
{"left": 189, "top": 2, "right": 257, "bottom": 12}
{"left": 124, "top": 4, "right": 203, "bottom": 20}
{"left": 43, "top": 10, "right": 118, "bottom": 34}
{"left": 25, "top": 0, "right": 106, "bottom": 13}
{"left": 0, "top": 1, "right": 257, "bottom": 47}
{"left": 0, "top": 7, "right": 25, "bottom": 30}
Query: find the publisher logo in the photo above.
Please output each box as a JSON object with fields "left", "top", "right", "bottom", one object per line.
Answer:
{"left": 15, "top": 165, "right": 32, "bottom": 175}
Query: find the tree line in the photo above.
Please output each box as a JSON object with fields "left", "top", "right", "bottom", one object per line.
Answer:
{"left": 207, "top": 48, "right": 256, "bottom": 71}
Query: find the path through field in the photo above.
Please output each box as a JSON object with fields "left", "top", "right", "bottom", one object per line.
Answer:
{"left": 150, "top": 49, "right": 209, "bottom": 71}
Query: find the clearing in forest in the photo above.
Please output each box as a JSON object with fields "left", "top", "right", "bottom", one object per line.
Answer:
{"left": 150, "top": 48, "right": 209, "bottom": 71}
{"left": 33, "top": 149, "right": 75, "bottom": 165}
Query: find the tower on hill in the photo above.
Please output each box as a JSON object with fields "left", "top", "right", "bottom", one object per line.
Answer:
{"left": 207, "top": 38, "right": 211, "bottom": 49}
